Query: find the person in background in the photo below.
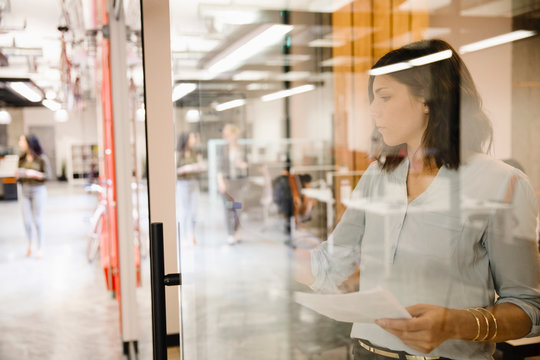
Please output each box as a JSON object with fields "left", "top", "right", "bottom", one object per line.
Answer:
{"left": 296, "top": 39, "right": 540, "bottom": 360}
{"left": 217, "top": 124, "right": 248, "bottom": 245}
{"left": 177, "top": 131, "right": 204, "bottom": 245}
{"left": 16, "top": 135, "right": 52, "bottom": 258}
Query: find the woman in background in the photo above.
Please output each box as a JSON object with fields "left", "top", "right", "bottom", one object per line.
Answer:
{"left": 177, "top": 131, "right": 203, "bottom": 245}
{"left": 217, "top": 124, "right": 248, "bottom": 245}
{"left": 16, "top": 135, "right": 52, "bottom": 258}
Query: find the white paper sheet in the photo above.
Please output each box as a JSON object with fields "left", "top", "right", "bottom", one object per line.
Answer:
{"left": 294, "top": 287, "right": 412, "bottom": 323}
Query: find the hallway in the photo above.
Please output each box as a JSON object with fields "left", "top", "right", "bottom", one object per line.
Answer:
{"left": 0, "top": 182, "right": 154, "bottom": 359}
{"left": 0, "top": 181, "right": 351, "bottom": 359}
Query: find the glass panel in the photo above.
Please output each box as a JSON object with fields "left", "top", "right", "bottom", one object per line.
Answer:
{"left": 169, "top": 1, "right": 540, "bottom": 359}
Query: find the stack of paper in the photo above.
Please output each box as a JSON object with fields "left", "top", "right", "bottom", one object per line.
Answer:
{"left": 294, "top": 287, "right": 411, "bottom": 323}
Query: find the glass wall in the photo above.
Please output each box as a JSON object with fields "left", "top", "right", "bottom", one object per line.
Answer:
{"left": 167, "top": 1, "right": 540, "bottom": 359}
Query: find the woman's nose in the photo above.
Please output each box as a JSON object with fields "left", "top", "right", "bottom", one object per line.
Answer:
{"left": 370, "top": 102, "right": 380, "bottom": 119}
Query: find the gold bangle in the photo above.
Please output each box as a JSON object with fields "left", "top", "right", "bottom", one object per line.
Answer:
{"left": 465, "top": 308, "right": 481, "bottom": 341}
{"left": 474, "top": 308, "right": 490, "bottom": 341}
{"left": 477, "top": 308, "right": 498, "bottom": 342}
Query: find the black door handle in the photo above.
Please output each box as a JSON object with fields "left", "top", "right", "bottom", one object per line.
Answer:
{"left": 150, "top": 222, "right": 181, "bottom": 360}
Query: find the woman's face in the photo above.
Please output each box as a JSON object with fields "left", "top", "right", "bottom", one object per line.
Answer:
{"left": 18, "top": 136, "right": 28, "bottom": 152}
{"left": 370, "top": 75, "right": 427, "bottom": 149}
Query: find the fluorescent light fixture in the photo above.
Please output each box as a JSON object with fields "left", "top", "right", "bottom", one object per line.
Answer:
{"left": 172, "top": 83, "right": 197, "bottom": 102}
{"left": 206, "top": 24, "right": 294, "bottom": 74}
{"left": 261, "top": 84, "right": 315, "bottom": 102}
{"left": 368, "top": 50, "right": 453, "bottom": 76}
{"left": 408, "top": 49, "right": 452, "bottom": 66}
{"left": 232, "top": 71, "right": 271, "bottom": 81}
{"left": 308, "top": 38, "right": 346, "bottom": 47}
{"left": 459, "top": 30, "right": 537, "bottom": 54}
{"left": 42, "top": 99, "right": 61, "bottom": 111}
{"left": 398, "top": 0, "right": 450, "bottom": 12}
{"left": 54, "top": 109, "right": 69, "bottom": 123}
{"left": 0, "top": 109, "right": 11, "bottom": 124}
{"left": 215, "top": 99, "right": 246, "bottom": 112}
{"left": 368, "top": 62, "right": 412, "bottom": 76}
{"left": 246, "top": 83, "right": 279, "bottom": 91}
{"left": 8, "top": 81, "right": 43, "bottom": 102}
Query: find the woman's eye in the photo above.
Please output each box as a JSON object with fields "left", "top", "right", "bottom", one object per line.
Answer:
{"left": 380, "top": 96, "right": 391, "bottom": 102}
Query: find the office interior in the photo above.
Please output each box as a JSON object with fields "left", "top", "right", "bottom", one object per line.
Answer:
{"left": 0, "top": 0, "right": 539, "bottom": 359}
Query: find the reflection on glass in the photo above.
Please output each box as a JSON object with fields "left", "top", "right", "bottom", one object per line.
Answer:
{"left": 170, "top": 1, "right": 540, "bottom": 359}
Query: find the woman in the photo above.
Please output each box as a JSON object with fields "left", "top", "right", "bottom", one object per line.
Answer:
{"left": 177, "top": 131, "right": 203, "bottom": 245}
{"left": 302, "top": 40, "right": 540, "bottom": 359}
{"left": 16, "top": 135, "right": 52, "bottom": 258}
{"left": 217, "top": 124, "right": 248, "bottom": 245}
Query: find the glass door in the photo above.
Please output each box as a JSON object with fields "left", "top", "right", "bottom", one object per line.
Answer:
{"left": 142, "top": 1, "right": 540, "bottom": 359}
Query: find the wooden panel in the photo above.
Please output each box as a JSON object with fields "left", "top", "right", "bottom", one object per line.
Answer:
{"left": 332, "top": 3, "right": 354, "bottom": 170}
{"left": 392, "top": 0, "right": 411, "bottom": 48}
{"left": 372, "top": 0, "right": 392, "bottom": 60}
{"left": 411, "top": 0, "right": 429, "bottom": 41}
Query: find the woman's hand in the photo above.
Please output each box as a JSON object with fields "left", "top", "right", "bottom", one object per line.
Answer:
{"left": 376, "top": 304, "right": 457, "bottom": 354}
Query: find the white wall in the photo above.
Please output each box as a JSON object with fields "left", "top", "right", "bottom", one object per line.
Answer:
{"left": 22, "top": 104, "right": 99, "bottom": 177}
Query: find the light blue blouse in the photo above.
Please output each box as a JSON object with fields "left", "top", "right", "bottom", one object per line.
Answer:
{"left": 311, "top": 153, "right": 540, "bottom": 359}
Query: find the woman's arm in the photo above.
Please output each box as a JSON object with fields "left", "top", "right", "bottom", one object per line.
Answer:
{"left": 376, "top": 302, "right": 531, "bottom": 354}
{"left": 296, "top": 163, "right": 378, "bottom": 293}
{"left": 378, "top": 172, "right": 540, "bottom": 354}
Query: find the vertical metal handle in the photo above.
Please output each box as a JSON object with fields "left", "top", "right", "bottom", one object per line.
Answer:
{"left": 150, "top": 222, "right": 167, "bottom": 360}
{"left": 150, "top": 222, "right": 182, "bottom": 360}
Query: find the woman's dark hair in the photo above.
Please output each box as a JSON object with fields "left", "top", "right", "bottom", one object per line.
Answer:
{"left": 368, "top": 39, "right": 492, "bottom": 171}
{"left": 177, "top": 132, "right": 192, "bottom": 159}
{"left": 24, "top": 135, "right": 44, "bottom": 157}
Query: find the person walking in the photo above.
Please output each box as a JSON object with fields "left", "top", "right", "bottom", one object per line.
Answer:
{"left": 16, "top": 135, "right": 52, "bottom": 258}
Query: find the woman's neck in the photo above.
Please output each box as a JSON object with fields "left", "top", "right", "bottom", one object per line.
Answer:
{"left": 407, "top": 146, "right": 437, "bottom": 174}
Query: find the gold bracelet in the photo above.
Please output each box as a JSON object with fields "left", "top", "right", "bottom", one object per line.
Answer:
{"left": 473, "top": 308, "right": 490, "bottom": 341}
{"left": 477, "top": 308, "right": 498, "bottom": 342}
{"left": 465, "top": 308, "right": 481, "bottom": 341}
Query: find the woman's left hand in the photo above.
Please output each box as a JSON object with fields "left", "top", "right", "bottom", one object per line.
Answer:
{"left": 376, "top": 304, "right": 456, "bottom": 354}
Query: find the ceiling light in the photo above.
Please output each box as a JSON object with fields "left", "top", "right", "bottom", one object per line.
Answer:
{"left": 8, "top": 81, "right": 43, "bottom": 102}
{"left": 368, "top": 62, "right": 412, "bottom": 76}
{"left": 308, "top": 39, "right": 346, "bottom": 48}
{"left": 172, "top": 83, "right": 197, "bottom": 102}
{"left": 0, "top": 109, "right": 11, "bottom": 124}
{"left": 233, "top": 71, "right": 271, "bottom": 81}
{"left": 206, "top": 24, "right": 294, "bottom": 74}
{"left": 261, "top": 84, "right": 315, "bottom": 102}
{"left": 42, "top": 99, "right": 61, "bottom": 111}
{"left": 246, "top": 83, "right": 279, "bottom": 91}
{"left": 408, "top": 49, "right": 452, "bottom": 66}
{"left": 54, "top": 109, "right": 69, "bottom": 123}
{"left": 459, "top": 30, "right": 537, "bottom": 54}
{"left": 185, "top": 109, "right": 201, "bottom": 122}
{"left": 215, "top": 99, "right": 246, "bottom": 112}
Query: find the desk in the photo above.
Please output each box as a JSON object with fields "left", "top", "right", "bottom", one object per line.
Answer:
{"left": 497, "top": 336, "right": 540, "bottom": 359}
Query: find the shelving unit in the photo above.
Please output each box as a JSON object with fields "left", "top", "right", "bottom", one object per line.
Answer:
{"left": 67, "top": 143, "right": 99, "bottom": 184}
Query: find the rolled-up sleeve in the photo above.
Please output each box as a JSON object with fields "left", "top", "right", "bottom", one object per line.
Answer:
{"left": 488, "top": 172, "right": 540, "bottom": 337}
{"left": 310, "top": 163, "right": 377, "bottom": 293}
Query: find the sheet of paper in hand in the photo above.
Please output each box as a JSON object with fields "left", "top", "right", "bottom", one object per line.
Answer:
{"left": 294, "top": 287, "right": 412, "bottom": 323}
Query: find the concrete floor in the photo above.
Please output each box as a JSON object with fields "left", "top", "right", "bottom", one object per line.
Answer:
{"left": 3, "top": 181, "right": 536, "bottom": 360}
{"left": 0, "top": 181, "right": 352, "bottom": 360}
